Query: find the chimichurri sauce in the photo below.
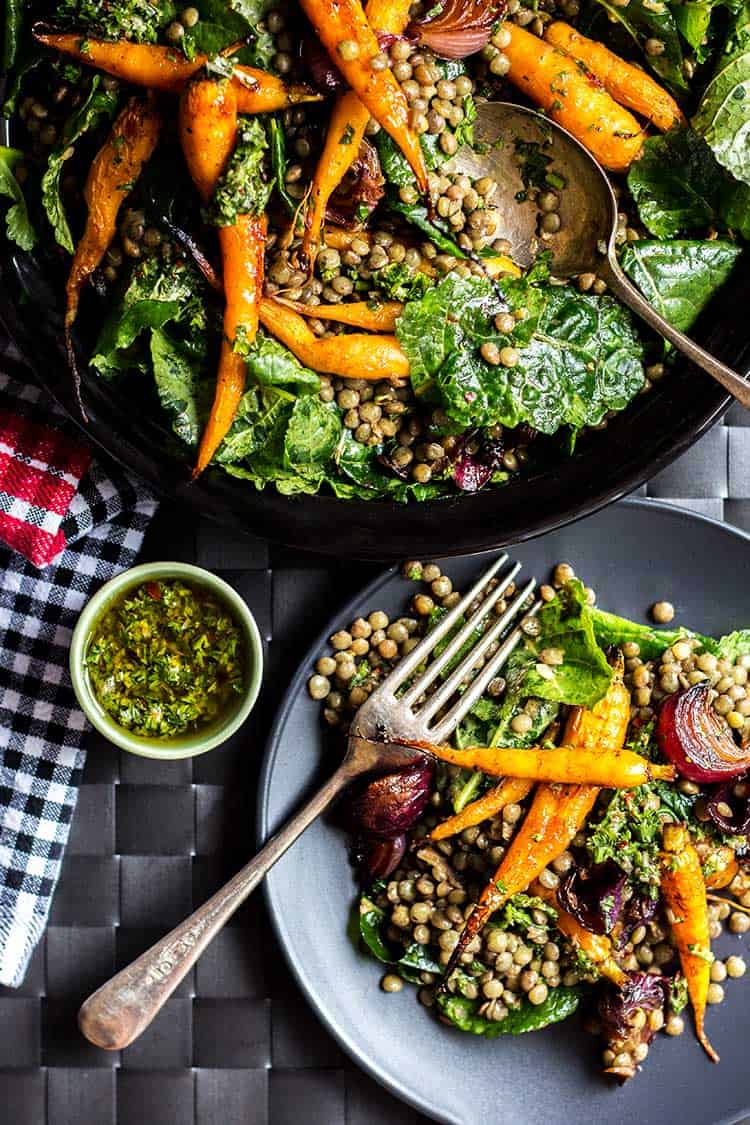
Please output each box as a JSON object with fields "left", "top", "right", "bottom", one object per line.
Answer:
{"left": 85, "top": 579, "right": 245, "bottom": 738}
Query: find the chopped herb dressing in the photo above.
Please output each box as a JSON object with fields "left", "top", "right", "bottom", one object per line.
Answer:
{"left": 85, "top": 579, "right": 245, "bottom": 738}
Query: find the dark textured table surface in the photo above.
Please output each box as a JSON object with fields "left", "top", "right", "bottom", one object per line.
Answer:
{"left": 1, "top": 400, "right": 750, "bottom": 1125}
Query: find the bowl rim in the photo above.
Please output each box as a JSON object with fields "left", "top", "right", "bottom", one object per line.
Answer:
{"left": 69, "top": 560, "right": 264, "bottom": 759}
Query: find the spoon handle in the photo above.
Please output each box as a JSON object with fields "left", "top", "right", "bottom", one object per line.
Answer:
{"left": 77, "top": 762, "right": 353, "bottom": 1051}
{"left": 603, "top": 253, "right": 750, "bottom": 410}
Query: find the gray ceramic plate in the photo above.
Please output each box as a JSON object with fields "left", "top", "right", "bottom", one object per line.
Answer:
{"left": 258, "top": 499, "right": 750, "bottom": 1125}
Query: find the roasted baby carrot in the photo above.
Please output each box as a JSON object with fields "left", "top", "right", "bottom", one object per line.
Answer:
{"left": 503, "top": 24, "right": 644, "bottom": 172}
{"left": 65, "top": 95, "right": 160, "bottom": 416}
{"left": 34, "top": 31, "right": 321, "bottom": 113}
{"left": 300, "top": 0, "right": 413, "bottom": 269}
{"left": 297, "top": 0, "right": 427, "bottom": 191}
{"left": 545, "top": 23, "right": 686, "bottom": 133}
{"left": 442, "top": 658, "right": 630, "bottom": 979}
{"left": 179, "top": 78, "right": 266, "bottom": 476}
{"left": 531, "top": 880, "right": 627, "bottom": 987}
{"left": 259, "top": 298, "right": 410, "bottom": 380}
{"left": 703, "top": 844, "right": 738, "bottom": 890}
{"left": 275, "top": 297, "right": 403, "bottom": 332}
{"left": 660, "top": 823, "right": 719, "bottom": 1062}
{"left": 407, "top": 739, "right": 673, "bottom": 787}
{"left": 430, "top": 778, "right": 534, "bottom": 841}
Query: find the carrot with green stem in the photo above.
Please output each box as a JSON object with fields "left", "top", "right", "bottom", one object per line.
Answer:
{"left": 65, "top": 95, "right": 160, "bottom": 418}
{"left": 545, "top": 23, "right": 686, "bottom": 133}
{"left": 275, "top": 296, "right": 403, "bottom": 332}
{"left": 503, "top": 24, "right": 644, "bottom": 172}
{"left": 441, "top": 656, "right": 630, "bottom": 981}
{"left": 297, "top": 0, "right": 427, "bottom": 192}
{"left": 259, "top": 297, "right": 409, "bottom": 380}
{"left": 430, "top": 778, "right": 534, "bottom": 841}
{"left": 406, "top": 739, "right": 673, "bottom": 787}
{"left": 660, "top": 823, "right": 719, "bottom": 1062}
{"left": 299, "top": 0, "right": 413, "bottom": 270}
{"left": 33, "top": 30, "right": 322, "bottom": 113}
{"left": 179, "top": 77, "right": 266, "bottom": 477}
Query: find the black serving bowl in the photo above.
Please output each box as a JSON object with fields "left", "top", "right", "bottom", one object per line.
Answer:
{"left": 2, "top": 234, "right": 749, "bottom": 561}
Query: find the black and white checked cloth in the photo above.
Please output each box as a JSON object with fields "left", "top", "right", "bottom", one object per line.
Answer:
{"left": 0, "top": 372, "right": 157, "bottom": 986}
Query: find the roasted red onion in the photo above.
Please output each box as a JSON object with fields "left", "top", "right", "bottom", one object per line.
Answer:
{"left": 707, "top": 773, "right": 750, "bottom": 834}
{"left": 325, "top": 140, "right": 385, "bottom": 228}
{"left": 357, "top": 833, "right": 407, "bottom": 880}
{"left": 301, "top": 36, "right": 346, "bottom": 93}
{"left": 452, "top": 431, "right": 504, "bottom": 492}
{"left": 557, "top": 860, "right": 626, "bottom": 934}
{"left": 617, "top": 890, "right": 658, "bottom": 949}
{"left": 656, "top": 683, "right": 750, "bottom": 782}
{"left": 598, "top": 971, "right": 666, "bottom": 1081}
{"left": 349, "top": 759, "right": 434, "bottom": 839}
{"left": 408, "top": 0, "right": 506, "bottom": 59}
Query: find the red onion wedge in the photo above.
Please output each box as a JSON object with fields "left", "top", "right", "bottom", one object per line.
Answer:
{"left": 408, "top": 0, "right": 506, "bottom": 59}
{"left": 656, "top": 682, "right": 750, "bottom": 783}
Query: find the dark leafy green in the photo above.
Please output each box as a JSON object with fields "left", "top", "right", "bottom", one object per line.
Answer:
{"left": 694, "top": 1, "right": 750, "bottom": 186}
{"left": 621, "top": 239, "right": 742, "bottom": 334}
{"left": 0, "top": 146, "right": 35, "bottom": 251}
{"left": 590, "top": 0, "right": 687, "bottom": 90}
{"left": 627, "top": 126, "right": 750, "bottom": 240}
{"left": 436, "top": 986, "right": 581, "bottom": 1036}
{"left": 331, "top": 430, "right": 450, "bottom": 502}
{"left": 178, "top": 0, "right": 274, "bottom": 68}
{"left": 396, "top": 273, "right": 645, "bottom": 436}
{"left": 522, "top": 580, "right": 614, "bottom": 707}
{"left": 387, "top": 199, "right": 470, "bottom": 259}
{"left": 209, "top": 117, "right": 272, "bottom": 225}
{"left": 715, "top": 629, "right": 750, "bottom": 659}
{"left": 242, "top": 331, "right": 320, "bottom": 393}
{"left": 268, "top": 117, "right": 295, "bottom": 214}
{"left": 92, "top": 256, "right": 207, "bottom": 375}
{"left": 590, "top": 605, "right": 713, "bottom": 659}
{"left": 2, "top": 0, "right": 23, "bottom": 71}
{"left": 150, "top": 325, "right": 211, "bottom": 446}
{"left": 41, "top": 76, "right": 119, "bottom": 253}
{"left": 356, "top": 888, "right": 442, "bottom": 982}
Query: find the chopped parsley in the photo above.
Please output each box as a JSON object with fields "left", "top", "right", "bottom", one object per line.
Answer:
{"left": 208, "top": 117, "right": 273, "bottom": 227}
{"left": 85, "top": 579, "right": 246, "bottom": 738}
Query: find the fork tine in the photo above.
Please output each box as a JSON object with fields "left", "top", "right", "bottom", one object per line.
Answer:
{"left": 417, "top": 578, "right": 536, "bottom": 726}
{"left": 372, "top": 555, "right": 508, "bottom": 696}
{"left": 430, "top": 597, "right": 543, "bottom": 743}
{"left": 398, "top": 561, "right": 522, "bottom": 708}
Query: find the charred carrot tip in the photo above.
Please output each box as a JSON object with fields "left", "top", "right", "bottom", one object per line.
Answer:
{"left": 697, "top": 1026, "right": 720, "bottom": 1063}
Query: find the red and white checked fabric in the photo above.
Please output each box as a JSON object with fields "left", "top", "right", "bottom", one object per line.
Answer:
{"left": 0, "top": 369, "right": 158, "bottom": 986}
{"left": 0, "top": 405, "right": 93, "bottom": 567}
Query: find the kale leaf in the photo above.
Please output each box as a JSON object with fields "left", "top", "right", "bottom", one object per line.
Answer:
{"left": 92, "top": 256, "right": 206, "bottom": 375}
{"left": 242, "top": 330, "right": 320, "bottom": 394}
{"left": 41, "top": 75, "right": 119, "bottom": 253}
{"left": 590, "top": 605, "right": 712, "bottom": 660}
{"left": 436, "top": 986, "right": 581, "bottom": 1036}
{"left": 0, "top": 145, "right": 35, "bottom": 251}
{"left": 356, "top": 888, "right": 442, "bottom": 982}
{"left": 268, "top": 116, "right": 296, "bottom": 214}
{"left": 589, "top": 0, "right": 687, "bottom": 91}
{"left": 150, "top": 325, "right": 211, "bottom": 447}
{"left": 694, "top": 1, "right": 750, "bottom": 187}
{"left": 396, "top": 272, "right": 644, "bottom": 437}
{"left": 620, "top": 239, "right": 743, "bottom": 334}
{"left": 2, "top": 0, "right": 24, "bottom": 71}
{"left": 331, "top": 430, "right": 450, "bottom": 502}
{"left": 521, "top": 580, "right": 614, "bottom": 708}
{"left": 179, "top": 0, "right": 275, "bottom": 68}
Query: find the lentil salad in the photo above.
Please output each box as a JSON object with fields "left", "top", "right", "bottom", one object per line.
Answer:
{"left": 310, "top": 559, "right": 750, "bottom": 1079}
{"left": 1, "top": 0, "right": 747, "bottom": 500}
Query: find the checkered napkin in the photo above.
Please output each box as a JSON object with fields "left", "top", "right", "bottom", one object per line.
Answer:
{"left": 0, "top": 369, "right": 158, "bottom": 987}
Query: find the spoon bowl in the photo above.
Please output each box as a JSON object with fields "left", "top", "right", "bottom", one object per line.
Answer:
{"left": 452, "top": 101, "right": 750, "bottom": 409}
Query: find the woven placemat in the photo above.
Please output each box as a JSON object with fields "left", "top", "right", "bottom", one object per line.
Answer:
{"left": 0, "top": 399, "right": 748, "bottom": 1125}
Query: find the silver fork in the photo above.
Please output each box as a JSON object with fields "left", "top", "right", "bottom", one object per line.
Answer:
{"left": 78, "top": 556, "right": 540, "bottom": 1051}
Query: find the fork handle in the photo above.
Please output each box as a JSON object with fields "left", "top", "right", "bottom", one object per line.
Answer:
{"left": 78, "top": 762, "right": 353, "bottom": 1050}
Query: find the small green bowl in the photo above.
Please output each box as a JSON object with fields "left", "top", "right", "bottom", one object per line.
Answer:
{"left": 70, "top": 561, "right": 264, "bottom": 759}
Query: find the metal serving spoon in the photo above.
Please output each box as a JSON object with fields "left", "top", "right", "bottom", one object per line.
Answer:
{"left": 450, "top": 102, "right": 750, "bottom": 410}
